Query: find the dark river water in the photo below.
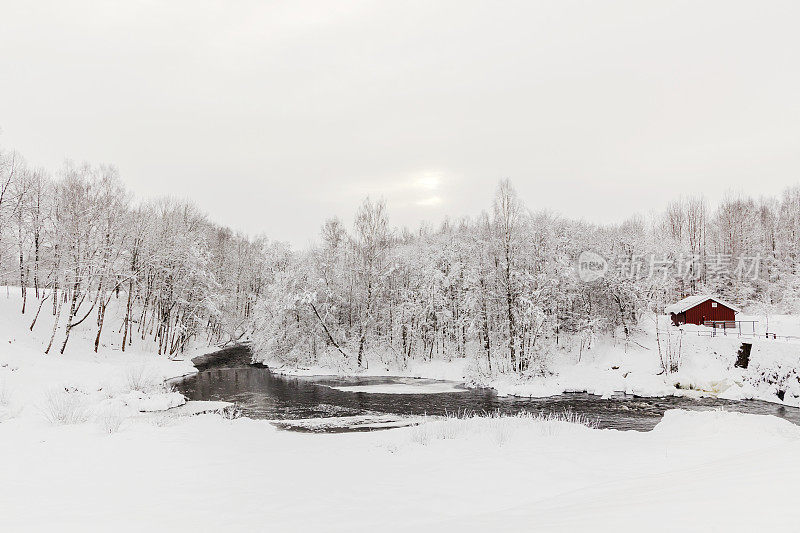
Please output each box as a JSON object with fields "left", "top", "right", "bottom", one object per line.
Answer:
{"left": 173, "top": 345, "right": 800, "bottom": 432}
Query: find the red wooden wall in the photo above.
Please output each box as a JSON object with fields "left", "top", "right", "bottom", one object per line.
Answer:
{"left": 681, "top": 299, "right": 736, "bottom": 325}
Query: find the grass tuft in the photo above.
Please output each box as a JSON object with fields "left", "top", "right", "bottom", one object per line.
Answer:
{"left": 41, "top": 387, "right": 90, "bottom": 425}
{"left": 219, "top": 404, "right": 243, "bottom": 420}
{"left": 95, "top": 404, "right": 127, "bottom": 434}
{"left": 123, "top": 365, "right": 165, "bottom": 394}
{"left": 410, "top": 410, "right": 598, "bottom": 446}
{"left": 0, "top": 378, "right": 15, "bottom": 422}
{"left": 0, "top": 378, "right": 10, "bottom": 407}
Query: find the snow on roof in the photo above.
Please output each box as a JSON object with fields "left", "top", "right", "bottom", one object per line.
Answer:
{"left": 665, "top": 295, "right": 741, "bottom": 314}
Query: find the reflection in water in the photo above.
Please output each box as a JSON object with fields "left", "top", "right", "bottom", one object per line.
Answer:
{"left": 174, "top": 362, "right": 800, "bottom": 432}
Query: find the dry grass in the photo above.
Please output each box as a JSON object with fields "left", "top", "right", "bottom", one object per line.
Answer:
{"left": 95, "top": 404, "right": 127, "bottom": 434}
{"left": 147, "top": 413, "right": 178, "bottom": 427}
{"left": 410, "top": 410, "right": 598, "bottom": 446}
{"left": 41, "top": 388, "right": 90, "bottom": 425}
{"left": 124, "top": 365, "right": 161, "bottom": 392}
{"left": 0, "top": 378, "right": 15, "bottom": 422}
{"left": 123, "top": 365, "right": 165, "bottom": 394}
{"left": 0, "top": 378, "right": 10, "bottom": 407}
{"left": 218, "top": 404, "right": 243, "bottom": 420}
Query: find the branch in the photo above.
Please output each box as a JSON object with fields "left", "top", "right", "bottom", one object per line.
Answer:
{"left": 309, "top": 302, "right": 350, "bottom": 360}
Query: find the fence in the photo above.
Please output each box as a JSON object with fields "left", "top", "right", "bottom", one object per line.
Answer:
{"left": 692, "top": 321, "right": 800, "bottom": 342}
{"left": 702, "top": 320, "right": 758, "bottom": 336}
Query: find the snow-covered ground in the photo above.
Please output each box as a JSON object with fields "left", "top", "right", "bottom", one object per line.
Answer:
{"left": 0, "top": 289, "right": 199, "bottom": 421}
{"left": 491, "top": 322, "right": 800, "bottom": 404}
{"left": 268, "top": 313, "right": 800, "bottom": 408}
{"left": 2, "top": 408, "right": 800, "bottom": 531}
{"left": 3, "top": 290, "right": 800, "bottom": 531}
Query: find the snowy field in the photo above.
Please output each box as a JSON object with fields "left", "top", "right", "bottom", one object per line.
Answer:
{"left": 2, "top": 409, "right": 800, "bottom": 531}
{"left": 3, "top": 291, "right": 800, "bottom": 531}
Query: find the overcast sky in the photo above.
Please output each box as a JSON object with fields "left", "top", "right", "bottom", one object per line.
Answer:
{"left": 1, "top": 1, "right": 799, "bottom": 247}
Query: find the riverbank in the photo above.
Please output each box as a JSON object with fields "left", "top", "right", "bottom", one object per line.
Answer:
{"left": 264, "top": 314, "right": 800, "bottom": 408}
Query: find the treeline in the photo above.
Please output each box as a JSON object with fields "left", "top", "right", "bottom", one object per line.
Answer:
{"left": 0, "top": 148, "right": 282, "bottom": 355}
{"left": 3, "top": 143, "right": 799, "bottom": 371}
{"left": 253, "top": 181, "right": 800, "bottom": 374}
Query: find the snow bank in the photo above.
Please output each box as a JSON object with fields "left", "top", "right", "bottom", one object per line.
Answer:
{"left": 2, "top": 409, "right": 799, "bottom": 531}
{"left": 118, "top": 390, "right": 186, "bottom": 412}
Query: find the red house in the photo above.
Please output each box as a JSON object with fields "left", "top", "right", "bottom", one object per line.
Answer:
{"left": 665, "top": 295, "right": 739, "bottom": 326}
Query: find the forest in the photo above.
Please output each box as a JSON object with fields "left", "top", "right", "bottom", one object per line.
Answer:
{"left": 2, "top": 146, "right": 799, "bottom": 373}
{"left": 0, "top": 149, "right": 274, "bottom": 356}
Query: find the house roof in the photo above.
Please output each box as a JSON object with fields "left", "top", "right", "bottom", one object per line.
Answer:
{"left": 665, "top": 295, "right": 741, "bottom": 314}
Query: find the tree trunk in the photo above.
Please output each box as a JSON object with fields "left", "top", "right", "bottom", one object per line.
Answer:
{"left": 29, "top": 288, "right": 52, "bottom": 331}
{"left": 310, "top": 302, "right": 349, "bottom": 360}
{"left": 122, "top": 278, "right": 134, "bottom": 351}
{"left": 94, "top": 301, "right": 106, "bottom": 352}
{"left": 505, "top": 250, "right": 516, "bottom": 372}
{"left": 59, "top": 278, "right": 81, "bottom": 354}
{"left": 45, "top": 297, "right": 63, "bottom": 355}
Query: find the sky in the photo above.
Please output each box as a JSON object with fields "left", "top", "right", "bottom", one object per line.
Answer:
{"left": 1, "top": 0, "right": 799, "bottom": 247}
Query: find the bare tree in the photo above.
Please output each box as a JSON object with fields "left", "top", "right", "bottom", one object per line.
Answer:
{"left": 352, "top": 197, "right": 389, "bottom": 367}
{"left": 493, "top": 179, "right": 524, "bottom": 372}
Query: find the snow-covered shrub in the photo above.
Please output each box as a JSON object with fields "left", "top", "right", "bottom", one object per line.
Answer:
{"left": 744, "top": 359, "right": 800, "bottom": 404}
{"left": 123, "top": 365, "right": 162, "bottom": 393}
{"left": 656, "top": 324, "right": 682, "bottom": 374}
{"left": 41, "top": 388, "right": 90, "bottom": 425}
{"left": 521, "top": 348, "right": 553, "bottom": 379}
{"left": 95, "top": 405, "right": 127, "bottom": 434}
{"left": 116, "top": 366, "right": 185, "bottom": 413}
{"left": 315, "top": 347, "right": 353, "bottom": 374}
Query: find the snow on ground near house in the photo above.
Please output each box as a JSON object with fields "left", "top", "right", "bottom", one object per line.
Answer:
{"left": 489, "top": 319, "right": 800, "bottom": 406}
{"left": 1, "top": 409, "right": 800, "bottom": 532}
{"left": 739, "top": 313, "right": 800, "bottom": 337}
